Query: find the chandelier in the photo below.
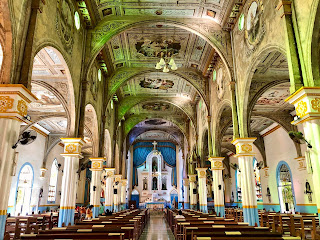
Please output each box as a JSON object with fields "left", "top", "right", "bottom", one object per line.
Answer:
{"left": 155, "top": 51, "right": 178, "bottom": 72}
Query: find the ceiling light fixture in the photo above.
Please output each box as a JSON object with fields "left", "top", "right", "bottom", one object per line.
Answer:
{"left": 155, "top": 51, "right": 178, "bottom": 72}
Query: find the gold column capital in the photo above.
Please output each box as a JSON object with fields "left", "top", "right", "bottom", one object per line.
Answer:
{"left": 0, "top": 84, "right": 38, "bottom": 122}
{"left": 209, "top": 157, "right": 225, "bottom": 170}
{"left": 196, "top": 168, "right": 207, "bottom": 178}
{"left": 183, "top": 178, "right": 190, "bottom": 186}
{"left": 90, "top": 157, "right": 105, "bottom": 171}
{"left": 188, "top": 174, "right": 197, "bottom": 182}
{"left": 60, "top": 138, "right": 85, "bottom": 157}
{"left": 231, "top": 138, "right": 256, "bottom": 158}
{"left": 105, "top": 168, "right": 116, "bottom": 177}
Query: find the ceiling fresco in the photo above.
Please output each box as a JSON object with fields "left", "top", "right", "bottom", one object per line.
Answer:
{"left": 119, "top": 72, "right": 197, "bottom": 100}
{"left": 93, "top": 0, "right": 232, "bottom": 25}
{"left": 37, "top": 118, "right": 68, "bottom": 134}
{"left": 107, "top": 25, "right": 213, "bottom": 72}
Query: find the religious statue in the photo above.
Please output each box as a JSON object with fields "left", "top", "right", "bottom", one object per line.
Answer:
{"left": 152, "top": 177, "right": 158, "bottom": 190}
{"left": 162, "top": 178, "right": 167, "bottom": 190}
{"left": 152, "top": 158, "right": 158, "bottom": 172}
{"left": 143, "top": 177, "right": 148, "bottom": 190}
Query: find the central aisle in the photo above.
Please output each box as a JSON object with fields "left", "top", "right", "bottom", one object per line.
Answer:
{"left": 139, "top": 211, "right": 175, "bottom": 240}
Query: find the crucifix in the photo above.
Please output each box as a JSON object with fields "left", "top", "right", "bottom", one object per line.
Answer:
{"left": 152, "top": 141, "right": 157, "bottom": 150}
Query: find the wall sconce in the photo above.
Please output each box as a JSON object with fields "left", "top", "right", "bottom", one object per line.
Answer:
{"left": 266, "top": 186, "right": 271, "bottom": 203}
{"left": 304, "top": 180, "right": 313, "bottom": 203}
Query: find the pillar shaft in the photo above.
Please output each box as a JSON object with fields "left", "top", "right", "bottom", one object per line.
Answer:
{"left": 113, "top": 175, "right": 122, "bottom": 212}
{"left": 0, "top": 85, "right": 37, "bottom": 239}
{"left": 183, "top": 179, "right": 190, "bottom": 209}
{"left": 232, "top": 138, "right": 259, "bottom": 226}
{"left": 189, "top": 175, "right": 197, "bottom": 210}
{"left": 59, "top": 138, "right": 84, "bottom": 227}
{"left": 286, "top": 87, "right": 320, "bottom": 217}
{"left": 89, "top": 158, "right": 104, "bottom": 218}
{"left": 104, "top": 168, "right": 115, "bottom": 211}
{"left": 176, "top": 145, "right": 182, "bottom": 209}
{"left": 209, "top": 157, "right": 225, "bottom": 217}
{"left": 120, "top": 179, "right": 127, "bottom": 210}
{"left": 196, "top": 168, "right": 208, "bottom": 213}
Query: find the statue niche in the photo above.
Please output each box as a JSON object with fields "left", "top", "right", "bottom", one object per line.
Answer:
{"left": 152, "top": 177, "right": 158, "bottom": 190}
{"left": 143, "top": 177, "right": 148, "bottom": 190}
{"left": 152, "top": 157, "right": 158, "bottom": 172}
{"left": 162, "top": 177, "right": 167, "bottom": 190}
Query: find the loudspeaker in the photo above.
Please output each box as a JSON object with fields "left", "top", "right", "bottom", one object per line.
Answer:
{"left": 218, "top": 185, "right": 221, "bottom": 190}
{"left": 114, "top": 189, "right": 117, "bottom": 194}
{"left": 193, "top": 189, "right": 197, "bottom": 194}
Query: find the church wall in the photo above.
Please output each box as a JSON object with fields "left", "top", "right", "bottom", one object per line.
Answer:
{"left": 7, "top": 133, "right": 46, "bottom": 215}
{"left": 38, "top": 144, "right": 65, "bottom": 212}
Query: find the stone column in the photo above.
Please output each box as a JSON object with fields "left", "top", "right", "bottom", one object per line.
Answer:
{"left": 113, "top": 175, "right": 122, "bottom": 212}
{"left": 196, "top": 168, "right": 208, "bottom": 213}
{"left": 104, "top": 168, "right": 115, "bottom": 211}
{"left": 286, "top": 87, "right": 320, "bottom": 218}
{"left": 59, "top": 138, "right": 85, "bottom": 227}
{"left": 0, "top": 85, "right": 37, "bottom": 240}
{"left": 183, "top": 179, "right": 190, "bottom": 209}
{"left": 176, "top": 145, "right": 183, "bottom": 209}
{"left": 89, "top": 158, "right": 104, "bottom": 218}
{"left": 189, "top": 174, "right": 197, "bottom": 210}
{"left": 232, "top": 138, "right": 259, "bottom": 226}
{"left": 120, "top": 179, "right": 127, "bottom": 210}
{"left": 209, "top": 157, "right": 225, "bottom": 217}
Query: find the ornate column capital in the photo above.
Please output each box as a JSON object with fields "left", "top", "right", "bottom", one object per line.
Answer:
{"left": 209, "top": 157, "right": 225, "bottom": 170}
{"left": 121, "top": 179, "right": 128, "bottom": 186}
{"left": 0, "top": 84, "right": 37, "bottom": 122}
{"left": 196, "top": 168, "right": 207, "bottom": 178}
{"left": 231, "top": 138, "right": 256, "bottom": 157}
{"left": 60, "top": 138, "right": 85, "bottom": 158}
{"left": 183, "top": 178, "right": 189, "bottom": 186}
{"left": 40, "top": 167, "right": 48, "bottom": 178}
{"left": 114, "top": 174, "right": 122, "bottom": 183}
{"left": 188, "top": 174, "right": 197, "bottom": 182}
{"left": 104, "top": 168, "right": 115, "bottom": 178}
{"left": 285, "top": 87, "right": 320, "bottom": 125}
{"left": 90, "top": 157, "right": 105, "bottom": 171}
{"left": 295, "top": 156, "right": 306, "bottom": 171}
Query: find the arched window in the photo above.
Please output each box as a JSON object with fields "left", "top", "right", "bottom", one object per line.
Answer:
{"left": 253, "top": 158, "right": 262, "bottom": 201}
{"left": 277, "top": 162, "right": 295, "bottom": 213}
{"left": 48, "top": 159, "right": 59, "bottom": 202}
{"left": 15, "top": 164, "right": 33, "bottom": 216}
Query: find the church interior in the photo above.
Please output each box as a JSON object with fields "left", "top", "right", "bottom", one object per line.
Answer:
{"left": 0, "top": 0, "right": 320, "bottom": 239}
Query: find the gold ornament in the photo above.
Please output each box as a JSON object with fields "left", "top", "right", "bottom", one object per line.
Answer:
{"left": 92, "top": 162, "right": 101, "bottom": 168}
{"left": 296, "top": 101, "right": 307, "bottom": 118}
{"left": 17, "top": 100, "right": 28, "bottom": 116}
{"left": 0, "top": 96, "right": 14, "bottom": 113}
{"left": 199, "top": 171, "right": 206, "bottom": 177}
{"left": 311, "top": 98, "right": 320, "bottom": 112}
{"left": 107, "top": 171, "right": 114, "bottom": 177}
{"left": 241, "top": 143, "right": 252, "bottom": 153}
{"left": 65, "top": 144, "right": 77, "bottom": 153}
{"left": 214, "top": 161, "right": 223, "bottom": 168}
{"left": 189, "top": 176, "right": 196, "bottom": 182}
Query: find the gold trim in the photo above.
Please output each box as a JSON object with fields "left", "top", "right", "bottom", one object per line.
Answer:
{"left": 214, "top": 204, "right": 224, "bottom": 207}
{"left": 0, "top": 84, "right": 38, "bottom": 102}
{"left": 60, "top": 206, "right": 74, "bottom": 210}
{"left": 242, "top": 205, "right": 257, "bottom": 209}
{"left": 31, "top": 126, "right": 48, "bottom": 137}
{"left": 285, "top": 87, "right": 320, "bottom": 103}
{"left": 0, "top": 210, "right": 7, "bottom": 215}
{"left": 261, "top": 125, "right": 281, "bottom": 137}
{"left": 296, "top": 204, "right": 317, "bottom": 206}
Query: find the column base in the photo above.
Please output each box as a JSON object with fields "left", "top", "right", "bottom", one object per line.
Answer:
{"left": 105, "top": 205, "right": 113, "bottom": 212}
{"left": 0, "top": 214, "right": 6, "bottom": 240}
{"left": 243, "top": 207, "right": 259, "bottom": 226}
{"left": 200, "top": 205, "right": 208, "bottom": 213}
{"left": 184, "top": 203, "right": 190, "bottom": 209}
{"left": 178, "top": 203, "right": 183, "bottom": 209}
{"left": 93, "top": 207, "right": 100, "bottom": 218}
{"left": 58, "top": 208, "right": 75, "bottom": 227}
{"left": 120, "top": 203, "right": 126, "bottom": 210}
{"left": 190, "top": 204, "right": 197, "bottom": 210}
{"left": 215, "top": 206, "right": 225, "bottom": 217}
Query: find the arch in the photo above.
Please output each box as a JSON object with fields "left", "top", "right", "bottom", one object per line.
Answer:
{"left": 239, "top": 45, "right": 287, "bottom": 137}
{"left": 84, "top": 104, "right": 99, "bottom": 157}
{"left": 118, "top": 97, "right": 196, "bottom": 127}
{"left": 109, "top": 68, "right": 210, "bottom": 112}
{"left": 47, "top": 159, "right": 59, "bottom": 202}
{"left": 31, "top": 46, "right": 76, "bottom": 136}
{"left": 14, "top": 163, "right": 34, "bottom": 216}
{"left": 276, "top": 161, "right": 296, "bottom": 213}
{"left": 88, "top": 17, "right": 232, "bottom": 85}
{"left": 130, "top": 129, "right": 182, "bottom": 147}
{"left": 200, "top": 129, "right": 209, "bottom": 167}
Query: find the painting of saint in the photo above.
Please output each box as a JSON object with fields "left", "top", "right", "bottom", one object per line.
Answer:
{"left": 140, "top": 78, "right": 174, "bottom": 90}
{"left": 246, "top": 1, "right": 261, "bottom": 44}
{"left": 135, "top": 38, "right": 181, "bottom": 58}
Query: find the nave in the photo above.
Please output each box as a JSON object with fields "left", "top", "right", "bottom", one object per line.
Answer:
{"left": 2, "top": 0, "right": 320, "bottom": 239}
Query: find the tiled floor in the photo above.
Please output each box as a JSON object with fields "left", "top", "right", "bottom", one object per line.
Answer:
{"left": 139, "top": 212, "right": 175, "bottom": 240}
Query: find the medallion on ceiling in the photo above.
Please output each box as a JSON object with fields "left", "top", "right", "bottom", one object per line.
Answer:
{"left": 56, "top": 0, "right": 75, "bottom": 53}
{"left": 244, "top": 0, "right": 265, "bottom": 54}
{"left": 140, "top": 78, "right": 174, "bottom": 90}
{"left": 135, "top": 37, "right": 181, "bottom": 58}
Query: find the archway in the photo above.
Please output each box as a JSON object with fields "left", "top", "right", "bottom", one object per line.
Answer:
{"left": 15, "top": 163, "right": 34, "bottom": 216}
{"left": 83, "top": 104, "right": 99, "bottom": 157}
{"left": 276, "top": 162, "right": 296, "bottom": 213}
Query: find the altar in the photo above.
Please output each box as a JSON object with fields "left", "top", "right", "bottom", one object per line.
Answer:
{"left": 146, "top": 202, "right": 165, "bottom": 209}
